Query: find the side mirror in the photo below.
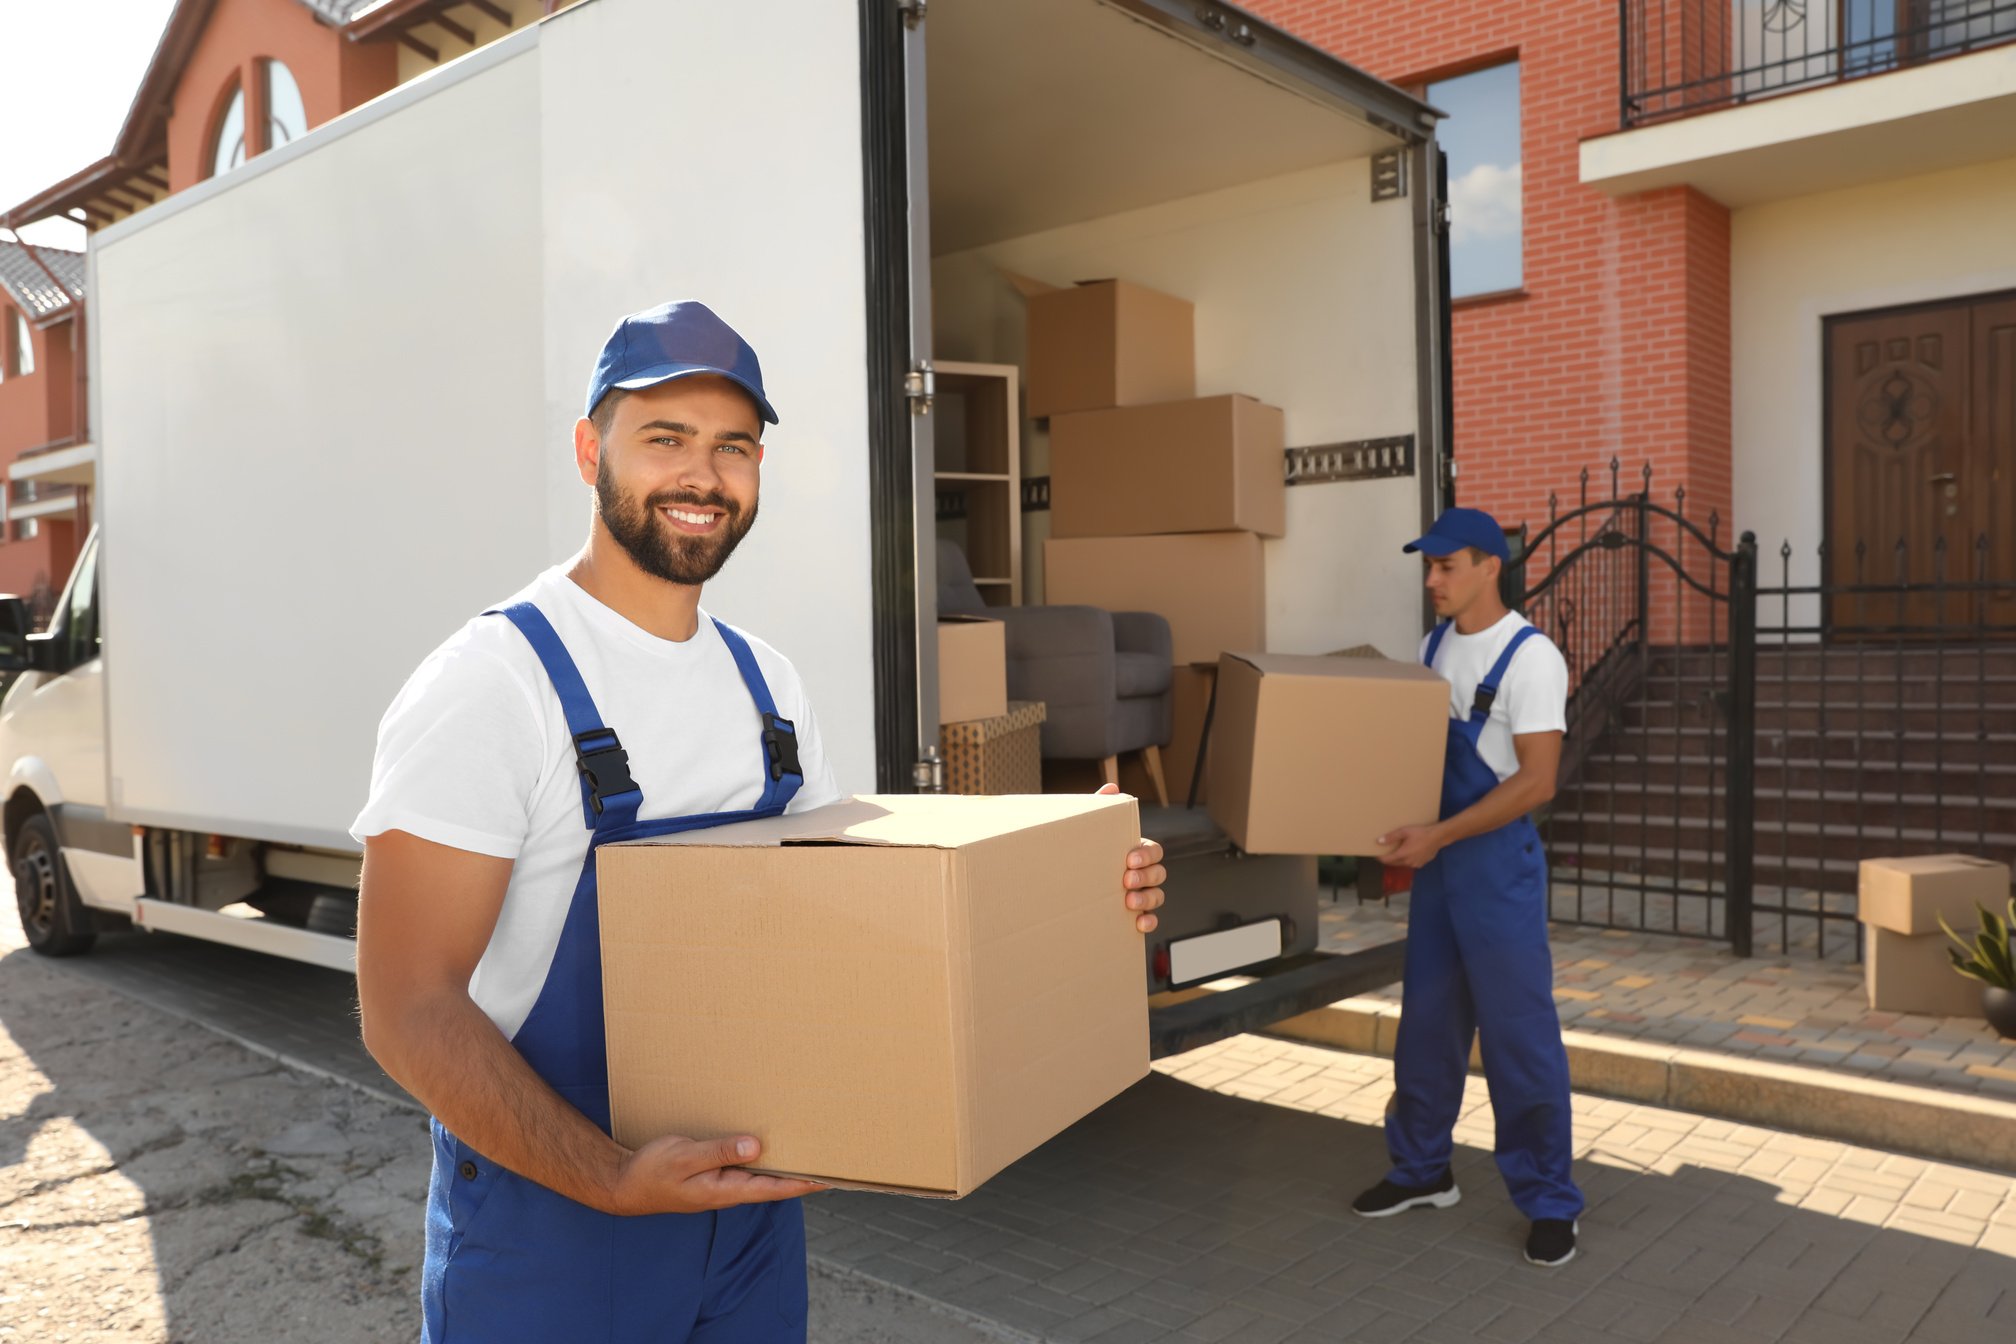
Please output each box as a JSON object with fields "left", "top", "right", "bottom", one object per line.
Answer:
{"left": 0, "top": 596, "right": 32, "bottom": 673}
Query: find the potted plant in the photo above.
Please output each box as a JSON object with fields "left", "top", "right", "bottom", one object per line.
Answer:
{"left": 1941, "top": 898, "right": 2016, "bottom": 1039}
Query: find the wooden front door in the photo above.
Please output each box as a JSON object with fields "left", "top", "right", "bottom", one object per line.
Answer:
{"left": 1826, "top": 290, "right": 2016, "bottom": 633}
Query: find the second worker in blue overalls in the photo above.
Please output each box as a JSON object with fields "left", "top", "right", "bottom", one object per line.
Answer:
{"left": 1354, "top": 507, "right": 1586, "bottom": 1269}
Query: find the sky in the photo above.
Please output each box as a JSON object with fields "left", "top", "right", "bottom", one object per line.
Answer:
{"left": 1427, "top": 61, "right": 1523, "bottom": 300}
{"left": 0, "top": 0, "right": 180, "bottom": 252}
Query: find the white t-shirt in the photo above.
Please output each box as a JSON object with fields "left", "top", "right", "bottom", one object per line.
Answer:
{"left": 351, "top": 565, "right": 842, "bottom": 1039}
{"left": 1417, "top": 612, "right": 1568, "bottom": 783}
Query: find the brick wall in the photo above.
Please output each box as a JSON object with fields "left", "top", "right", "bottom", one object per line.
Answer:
{"left": 1246, "top": 1, "right": 1735, "bottom": 641}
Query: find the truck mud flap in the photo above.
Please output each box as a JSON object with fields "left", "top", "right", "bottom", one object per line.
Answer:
{"left": 1149, "top": 942, "right": 1405, "bottom": 1060}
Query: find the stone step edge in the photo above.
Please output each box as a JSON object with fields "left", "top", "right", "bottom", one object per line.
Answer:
{"left": 1250, "top": 993, "right": 2016, "bottom": 1174}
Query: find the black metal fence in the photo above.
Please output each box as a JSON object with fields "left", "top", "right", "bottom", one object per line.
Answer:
{"left": 1622, "top": 0, "right": 2016, "bottom": 126}
{"left": 1505, "top": 460, "right": 2015, "bottom": 958}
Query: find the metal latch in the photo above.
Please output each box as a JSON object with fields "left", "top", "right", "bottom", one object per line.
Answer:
{"left": 914, "top": 745, "right": 945, "bottom": 793}
{"left": 898, "top": 0, "right": 926, "bottom": 28}
{"left": 905, "top": 359, "right": 935, "bottom": 416}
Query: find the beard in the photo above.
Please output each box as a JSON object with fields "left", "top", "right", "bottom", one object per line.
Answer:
{"left": 595, "top": 459, "right": 758, "bottom": 586}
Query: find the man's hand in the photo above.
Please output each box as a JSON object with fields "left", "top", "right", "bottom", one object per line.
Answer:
{"left": 1379, "top": 823, "right": 1447, "bottom": 870}
{"left": 606, "top": 1133, "right": 827, "bottom": 1216}
{"left": 1096, "top": 783, "right": 1166, "bottom": 933}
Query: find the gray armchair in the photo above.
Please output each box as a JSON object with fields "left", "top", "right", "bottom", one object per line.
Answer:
{"left": 937, "top": 540, "right": 1174, "bottom": 794}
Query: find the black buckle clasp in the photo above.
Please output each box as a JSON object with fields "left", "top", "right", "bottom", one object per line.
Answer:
{"left": 573, "top": 728, "right": 638, "bottom": 816}
{"left": 1472, "top": 686, "right": 1499, "bottom": 718}
{"left": 762, "top": 712, "right": 802, "bottom": 782}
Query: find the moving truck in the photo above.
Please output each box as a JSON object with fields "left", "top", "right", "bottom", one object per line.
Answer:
{"left": 0, "top": 0, "right": 1448, "bottom": 1056}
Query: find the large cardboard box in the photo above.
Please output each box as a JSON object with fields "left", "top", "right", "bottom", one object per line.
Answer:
{"left": 1044, "top": 533, "right": 1263, "bottom": 667}
{"left": 598, "top": 794, "right": 1148, "bottom": 1197}
{"left": 1049, "top": 395, "right": 1286, "bottom": 539}
{"left": 1024, "top": 278, "right": 1194, "bottom": 418}
{"left": 1858, "top": 855, "right": 2011, "bottom": 936}
{"left": 1865, "top": 925, "right": 1985, "bottom": 1018}
{"left": 1207, "top": 653, "right": 1447, "bottom": 856}
{"left": 941, "top": 700, "right": 1047, "bottom": 795}
{"left": 938, "top": 616, "right": 1007, "bottom": 724}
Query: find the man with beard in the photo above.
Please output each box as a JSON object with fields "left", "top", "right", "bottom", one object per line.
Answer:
{"left": 351, "top": 301, "right": 1167, "bottom": 1342}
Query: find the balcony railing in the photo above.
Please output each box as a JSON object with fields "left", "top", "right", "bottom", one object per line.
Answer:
{"left": 1622, "top": 0, "right": 2016, "bottom": 126}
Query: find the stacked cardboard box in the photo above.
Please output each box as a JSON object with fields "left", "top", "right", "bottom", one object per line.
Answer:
{"left": 940, "top": 700, "right": 1047, "bottom": 795}
{"left": 1029, "top": 278, "right": 1285, "bottom": 797}
{"left": 1858, "top": 854, "right": 2010, "bottom": 1017}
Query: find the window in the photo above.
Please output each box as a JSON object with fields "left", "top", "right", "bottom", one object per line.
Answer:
{"left": 209, "top": 80, "right": 248, "bottom": 178}
{"left": 58, "top": 538, "right": 100, "bottom": 668}
{"left": 265, "top": 60, "right": 308, "bottom": 148}
{"left": 1427, "top": 61, "right": 1522, "bottom": 300}
{"left": 13, "top": 310, "right": 33, "bottom": 377}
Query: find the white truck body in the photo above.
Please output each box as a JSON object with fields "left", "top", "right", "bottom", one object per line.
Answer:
{"left": 0, "top": 0, "right": 1447, "bottom": 990}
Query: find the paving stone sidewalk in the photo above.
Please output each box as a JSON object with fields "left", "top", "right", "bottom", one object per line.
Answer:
{"left": 1316, "top": 886, "right": 2016, "bottom": 1101}
{"left": 810, "top": 1034, "right": 2016, "bottom": 1343}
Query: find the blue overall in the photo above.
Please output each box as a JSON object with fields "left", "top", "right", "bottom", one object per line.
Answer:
{"left": 1384, "top": 623, "right": 1584, "bottom": 1222}
{"left": 420, "top": 602, "right": 808, "bottom": 1343}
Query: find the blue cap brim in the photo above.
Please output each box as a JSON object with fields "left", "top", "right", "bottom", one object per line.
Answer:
{"left": 1402, "top": 533, "right": 1467, "bottom": 556}
{"left": 610, "top": 362, "right": 780, "bottom": 426}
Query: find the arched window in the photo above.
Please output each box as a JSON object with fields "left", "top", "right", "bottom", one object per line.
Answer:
{"left": 264, "top": 60, "right": 308, "bottom": 148}
{"left": 209, "top": 80, "right": 247, "bottom": 178}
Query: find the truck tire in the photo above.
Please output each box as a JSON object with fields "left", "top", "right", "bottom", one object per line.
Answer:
{"left": 13, "top": 814, "right": 96, "bottom": 957}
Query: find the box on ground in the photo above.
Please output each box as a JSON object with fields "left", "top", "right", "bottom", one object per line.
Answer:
{"left": 1044, "top": 532, "right": 1263, "bottom": 667}
{"left": 1019, "top": 276, "right": 1194, "bottom": 419}
{"left": 597, "top": 794, "right": 1148, "bottom": 1198}
{"left": 941, "top": 700, "right": 1047, "bottom": 795}
{"left": 1858, "top": 854, "right": 2012, "bottom": 936}
{"left": 1121, "top": 666, "right": 1215, "bottom": 804}
{"left": 938, "top": 615, "right": 1007, "bottom": 724}
{"left": 1207, "top": 652, "right": 1447, "bottom": 856}
{"left": 1865, "top": 925, "right": 1984, "bottom": 1018}
{"left": 1049, "top": 395, "right": 1286, "bottom": 540}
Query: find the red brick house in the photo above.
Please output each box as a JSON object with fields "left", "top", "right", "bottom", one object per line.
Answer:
{"left": 0, "top": 242, "right": 88, "bottom": 622}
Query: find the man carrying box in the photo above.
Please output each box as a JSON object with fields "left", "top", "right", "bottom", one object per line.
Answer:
{"left": 1356, "top": 507, "right": 1586, "bottom": 1268}
{"left": 351, "top": 301, "right": 1167, "bottom": 1342}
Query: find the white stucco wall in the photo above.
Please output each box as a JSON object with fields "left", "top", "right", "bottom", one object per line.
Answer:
{"left": 1731, "top": 153, "right": 2016, "bottom": 607}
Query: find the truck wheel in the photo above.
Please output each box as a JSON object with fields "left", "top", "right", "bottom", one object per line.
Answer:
{"left": 13, "top": 814, "right": 96, "bottom": 957}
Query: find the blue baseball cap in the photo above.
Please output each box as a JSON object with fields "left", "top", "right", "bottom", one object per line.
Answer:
{"left": 584, "top": 300, "right": 779, "bottom": 426}
{"left": 1403, "top": 506, "right": 1511, "bottom": 562}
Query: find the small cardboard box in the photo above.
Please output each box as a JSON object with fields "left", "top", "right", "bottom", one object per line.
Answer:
{"left": 1023, "top": 278, "right": 1194, "bottom": 418}
{"left": 1865, "top": 925, "right": 1984, "bottom": 1018}
{"left": 598, "top": 794, "right": 1148, "bottom": 1198}
{"left": 941, "top": 700, "right": 1047, "bottom": 795}
{"left": 1207, "top": 652, "right": 1448, "bottom": 856}
{"left": 1858, "top": 855, "right": 2011, "bottom": 936}
{"left": 1049, "top": 395, "right": 1286, "bottom": 540}
{"left": 1044, "top": 532, "right": 1263, "bottom": 667}
{"left": 938, "top": 615, "right": 1007, "bottom": 724}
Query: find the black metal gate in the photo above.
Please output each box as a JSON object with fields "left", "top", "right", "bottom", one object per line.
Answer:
{"left": 1503, "top": 460, "right": 2016, "bottom": 958}
{"left": 1502, "top": 461, "right": 1762, "bottom": 956}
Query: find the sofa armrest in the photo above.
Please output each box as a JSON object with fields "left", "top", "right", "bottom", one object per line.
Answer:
{"left": 1111, "top": 610, "right": 1173, "bottom": 662}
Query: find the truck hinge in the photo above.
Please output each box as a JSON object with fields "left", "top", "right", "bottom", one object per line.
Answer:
{"left": 905, "top": 359, "right": 935, "bottom": 416}
{"left": 1370, "top": 149, "right": 1408, "bottom": 202}
{"left": 913, "top": 745, "right": 945, "bottom": 793}
{"left": 1433, "top": 200, "right": 1452, "bottom": 236}
{"left": 1440, "top": 456, "right": 1459, "bottom": 493}
{"left": 898, "top": 0, "right": 926, "bottom": 28}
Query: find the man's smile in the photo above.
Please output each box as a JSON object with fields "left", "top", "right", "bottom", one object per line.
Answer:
{"left": 660, "top": 505, "right": 725, "bottom": 534}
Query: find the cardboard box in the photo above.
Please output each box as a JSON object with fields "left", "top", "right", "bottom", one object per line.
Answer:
{"left": 941, "top": 700, "right": 1047, "bottom": 795}
{"left": 1121, "top": 665, "right": 1216, "bottom": 804}
{"left": 598, "top": 794, "right": 1148, "bottom": 1197}
{"left": 1023, "top": 278, "right": 1194, "bottom": 418}
{"left": 1050, "top": 395, "right": 1286, "bottom": 539}
{"left": 1858, "top": 855, "right": 2012, "bottom": 936}
{"left": 938, "top": 615, "right": 1007, "bottom": 724}
{"left": 1865, "top": 925, "right": 1985, "bottom": 1018}
{"left": 1207, "top": 652, "right": 1447, "bottom": 856}
{"left": 1044, "top": 533, "right": 1263, "bottom": 667}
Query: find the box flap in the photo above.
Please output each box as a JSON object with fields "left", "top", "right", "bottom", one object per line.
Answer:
{"left": 609, "top": 794, "right": 1136, "bottom": 852}
{"left": 999, "top": 268, "right": 1061, "bottom": 299}
{"left": 939, "top": 614, "right": 1003, "bottom": 629}
{"left": 1223, "top": 651, "right": 1443, "bottom": 684}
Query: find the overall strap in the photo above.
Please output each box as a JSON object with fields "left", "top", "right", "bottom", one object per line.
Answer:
{"left": 489, "top": 602, "right": 642, "bottom": 832}
{"left": 1422, "top": 622, "right": 1452, "bottom": 669}
{"left": 710, "top": 618, "right": 804, "bottom": 813}
{"left": 1470, "top": 625, "right": 1542, "bottom": 725}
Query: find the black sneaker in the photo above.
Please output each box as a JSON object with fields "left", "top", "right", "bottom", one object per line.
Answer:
{"left": 1525, "top": 1218, "right": 1578, "bottom": 1266}
{"left": 1351, "top": 1170, "right": 1460, "bottom": 1218}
